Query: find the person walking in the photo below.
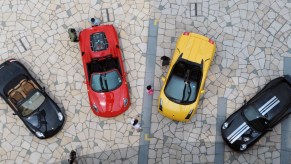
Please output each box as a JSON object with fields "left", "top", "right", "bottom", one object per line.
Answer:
{"left": 146, "top": 85, "right": 154, "bottom": 95}
{"left": 68, "top": 28, "right": 78, "bottom": 42}
{"left": 68, "top": 150, "right": 76, "bottom": 164}
{"left": 131, "top": 115, "right": 142, "bottom": 132}
{"left": 160, "top": 55, "right": 170, "bottom": 69}
{"left": 89, "top": 18, "right": 101, "bottom": 26}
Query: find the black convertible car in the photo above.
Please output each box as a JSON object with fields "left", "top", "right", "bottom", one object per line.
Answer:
{"left": 221, "top": 76, "right": 291, "bottom": 151}
{"left": 0, "top": 59, "right": 65, "bottom": 139}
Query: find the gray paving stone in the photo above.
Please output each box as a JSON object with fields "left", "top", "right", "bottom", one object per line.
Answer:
{"left": 281, "top": 57, "right": 291, "bottom": 164}
{"left": 138, "top": 19, "right": 158, "bottom": 164}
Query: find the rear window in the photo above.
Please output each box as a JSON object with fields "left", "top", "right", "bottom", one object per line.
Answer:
{"left": 90, "top": 32, "right": 108, "bottom": 52}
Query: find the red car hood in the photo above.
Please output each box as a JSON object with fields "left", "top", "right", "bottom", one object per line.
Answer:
{"left": 88, "top": 82, "right": 129, "bottom": 117}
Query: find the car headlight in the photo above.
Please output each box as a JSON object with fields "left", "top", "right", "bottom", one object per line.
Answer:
{"left": 240, "top": 144, "right": 247, "bottom": 151}
{"left": 124, "top": 98, "right": 128, "bottom": 107}
{"left": 35, "top": 131, "right": 45, "bottom": 138}
{"left": 222, "top": 122, "right": 229, "bottom": 129}
{"left": 185, "top": 109, "right": 193, "bottom": 119}
{"left": 57, "top": 112, "right": 63, "bottom": 121}
{"left": 159, "top": 99, "right": 163, "bottom": 111}
{"left": 243, "top": 136, "right": 250, "bottom": 142}
{"left": 92, "top": 103, "right": 98, "bottom": 112}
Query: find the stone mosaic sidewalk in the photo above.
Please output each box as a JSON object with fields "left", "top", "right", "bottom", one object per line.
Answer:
{"left": 0, "top": 0, "right": 291, "bottom": 164}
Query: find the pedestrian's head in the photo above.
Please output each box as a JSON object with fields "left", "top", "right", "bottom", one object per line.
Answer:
{"left": 91, "top": 18, "right": 95, "bottom": 23}
{"left": 146, "top": 85, "right": 152, "bottom": 90}
{"left": 70, "top": 150, "right": 76, "bottom": 158}
{"left": 133, "top": 119, "right": 138, "bottom": 126}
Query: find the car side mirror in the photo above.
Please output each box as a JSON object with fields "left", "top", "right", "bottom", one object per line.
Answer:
{"left": 116, "top": 45, "right": 119, "bottom": 48}
{"left": 161, "top": 76, "right": 166, "bottom": 82}
{"left": 201, "top": 90, "right": 205, "bottom": 94}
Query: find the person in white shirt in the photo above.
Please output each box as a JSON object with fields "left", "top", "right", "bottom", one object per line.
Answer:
{"left": 89, "top": 18, "right": 101, "bottom": 26}
{"left": 131, "top": 115, "right": 142, "bottom": 132}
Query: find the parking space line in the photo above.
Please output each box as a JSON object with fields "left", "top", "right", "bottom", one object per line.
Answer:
{"left": 281, "top": 57, "right": 291, "bottom": 164}
{"left": 214, "top": 97, "right": 227, "bottom": 164}
{"left": 138, "top": 19, "right": 158, "bottom": 164}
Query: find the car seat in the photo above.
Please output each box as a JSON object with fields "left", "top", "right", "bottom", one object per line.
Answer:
{"left": 9, "top": 90, "right": 25, "bottom": 104}
{"left": 22, "top": 81, "right": 35, "bottom": 95}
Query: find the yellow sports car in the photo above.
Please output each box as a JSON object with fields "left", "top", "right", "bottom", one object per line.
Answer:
{"left": 158, "top": 32, "right": 216, "bottom": 122}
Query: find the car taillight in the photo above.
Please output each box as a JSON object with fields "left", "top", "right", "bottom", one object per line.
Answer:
{"left": 183, "top": 32, "right": 190, "bottom": 35}
{"left": 208, "top": 39, "right": 214, "bottom": 44}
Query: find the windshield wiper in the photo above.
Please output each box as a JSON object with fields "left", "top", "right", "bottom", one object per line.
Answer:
{"left": 182, "top": 70, "right": 191, "bottom": 102}
{"left": 104, "top": 74, "right": 109, "bottom": 91}
{"left": 166, "top": 95, "right": 180, "bottom": 102}
{"left": 186, "top": 82, "right": 191, "bottom": 101}
{"left": 99, "top": 74, "right": 105, "bottom": 90}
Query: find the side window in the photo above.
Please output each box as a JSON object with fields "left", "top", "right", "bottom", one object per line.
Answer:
{"left": 90, "top": 32, "right": 108, "bottom": 52}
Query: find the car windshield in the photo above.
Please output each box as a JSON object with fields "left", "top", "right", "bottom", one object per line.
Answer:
{"left": 243, "top": 105, "right": 270, "bottom": 132}
{"left": 91, "top": 69, "right": 122, "bottom": 92}
{"left": 19, "top": 90, "right": 45, "bottom": 117}
{"left": 90, "top": 32, "right": 108, "bottom": 52}
{"left": 164, "top": 61, "right": 202, "bottom": 104}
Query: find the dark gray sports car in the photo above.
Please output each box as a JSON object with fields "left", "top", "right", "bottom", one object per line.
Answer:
{"left": 221, "top": 76, "right": 291, "bottom": 151}
{"left": 0, "top": 59, "right": 65, "bottom": 139}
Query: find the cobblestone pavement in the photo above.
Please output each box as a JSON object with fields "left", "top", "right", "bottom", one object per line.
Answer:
{"left": 0, "top": 0, "right": 150, "bottom": 163}
{"left": 150, "top": 0, "right": 291, "bottom": 164}
{"left": 0, "top": 0, "right": 291, "bottom": 163}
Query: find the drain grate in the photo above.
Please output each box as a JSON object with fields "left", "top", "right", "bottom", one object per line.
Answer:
{"left": 101, "top": 8, "right": 114, "bottom": 23}
{"left": 190, "top": 3, "right": 202, "bottom": 17}
{"left": 15, "top": 36, "right": 31, "bottom": 53}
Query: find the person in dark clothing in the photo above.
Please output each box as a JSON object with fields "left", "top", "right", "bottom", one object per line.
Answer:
{"left": 68, "top": 28, "right": 78, "bottom": 42}
{"left": 68, "top": 150, "right": 76, "bottom": 164}
{"left": 161, "top": 55, "right": 170, "bottom": 69}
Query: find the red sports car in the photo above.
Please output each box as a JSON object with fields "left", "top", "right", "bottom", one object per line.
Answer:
{"left": 78, "top": 25, "right": 130, "bottom": 117}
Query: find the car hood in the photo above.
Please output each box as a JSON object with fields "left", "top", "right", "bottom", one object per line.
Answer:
{"left": 159, "top": 93, "right": 198, "bottom": 121}
{"left": 88, "top": 82, "right": 129, "bottom": 117}
{"left": 221, "top": 111, "right": 262, "bottom": 151}
{"left": 24, "top": 98, "right": 64, "bottom": 138}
